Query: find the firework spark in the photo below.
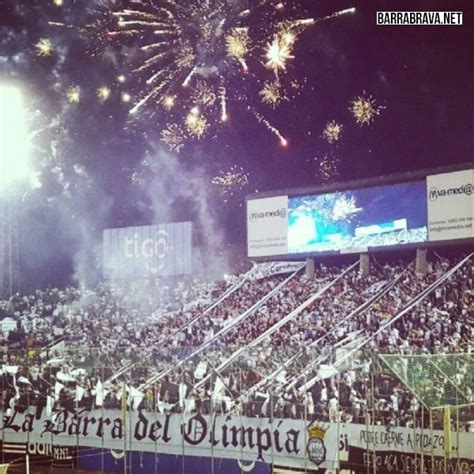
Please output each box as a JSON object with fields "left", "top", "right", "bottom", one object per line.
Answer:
{"left": 160, "top": 123, "right": 185, "bottom": 152}
{"left": 97, "top": 85, "right": 111, "bottom": 102}
{"left": 317, "top": 154, "right": 339, "bottom": 182}
{"left": 254, "top": 110, "right": 287, "bottom": 146}
{"left": 185, "top": 108, "right": 208, "bottom": 139}
{"left": 121, "top": 92, "right": 131, "bottom": 103}
{"left": 98, "top": 1, "right": 355, "bottom": 148}
{"left": 220, "top": 87, "right": 228, "bottom": 122}
{"left": 349, "top": 93, "right": 385, "bottom": 125}
{"left": 211, "top": 166, "right": 249, "bottom": 195}
{"left": 332, "top": 195, "right": 362, "bottom": 221}
{"left": 226, "top": 29, "right": 250, "bottom": 70}
{"left": 35, "top": 38, "right": 53, "bottom": 57}
{"left": 192, "top": 81, "right": 217, "bottom": 107}
{"left": 66, "top": 85, "right": 81, "bottom": 104}
{"left": 176, "top": 45, "right": 196, "bottom": 70}
{"left": 322, "top": 120, "right": 343, "bottom": 143}
{"left": 161, "top": 95, "right": 176, "bottom": 111}
{"left": 265, "top": 35, "right": 294, "bottom": 76}
{"left": 131, "top": 171, "right": 143, "bottom": 186}
{"left": 260, "top": 81, "right": 283, "bottom": 108}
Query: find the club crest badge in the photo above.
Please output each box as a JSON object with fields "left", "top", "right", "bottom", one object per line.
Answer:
{"left": 306, "top": 424, "right": 327, "bottom": 466}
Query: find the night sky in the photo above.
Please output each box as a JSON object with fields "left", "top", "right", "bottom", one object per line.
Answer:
{"left": 0, "top": 0, "right": 472, "bottom": 288}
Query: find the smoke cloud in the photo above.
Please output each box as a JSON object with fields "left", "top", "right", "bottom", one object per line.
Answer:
{"left": 142, "top": 144, "right": 231, "bottom": 279}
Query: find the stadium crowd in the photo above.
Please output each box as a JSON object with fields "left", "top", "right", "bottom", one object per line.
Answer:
{"left": 0, "top": 253, "right": 472, "bottom": 432}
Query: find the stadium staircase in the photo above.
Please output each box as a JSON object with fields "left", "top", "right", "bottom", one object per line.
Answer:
{"left": 174, "top": 261, "right": 359, "bottom": 399}
{"left": 293, "top": 252, "right": 473, "bottom": 393}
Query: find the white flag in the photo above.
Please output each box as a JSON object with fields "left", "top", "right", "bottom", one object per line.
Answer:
{"left": 76, "top": 385, "right": 85, "bottom": 402}
{"left": 95, "top": 380, "right": 104, "bottom": 407}
{"left": 54, "top": 381, "right": 65, "bottom": 400}
{"left": 194, "top": 361, "right": 208, "bottom": 380}
{"left": 130, "top": 386, "right": 144, "bottom": 410}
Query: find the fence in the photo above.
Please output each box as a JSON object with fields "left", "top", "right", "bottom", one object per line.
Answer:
{"left": 1, "top": 345, "right": 473, "bottom": 473}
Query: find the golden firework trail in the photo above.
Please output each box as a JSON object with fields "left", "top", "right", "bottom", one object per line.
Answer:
{"left": 220, "top": 87, "right": 228, "bottom": 122}
{"left": 253, "top": 110, "right": 287, "bottom": 146}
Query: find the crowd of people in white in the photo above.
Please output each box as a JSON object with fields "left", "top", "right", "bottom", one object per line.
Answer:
{"left": 0, "top": 252, "right": 472, "bottom": 432}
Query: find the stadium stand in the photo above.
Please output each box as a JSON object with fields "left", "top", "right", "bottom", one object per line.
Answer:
{"left": 0, "top": 253, "right": 472, "bottom": 434}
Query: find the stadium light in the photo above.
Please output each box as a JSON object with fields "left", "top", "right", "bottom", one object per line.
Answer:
{"left": 0, "top": 85, "right": 30, "bottom": 189}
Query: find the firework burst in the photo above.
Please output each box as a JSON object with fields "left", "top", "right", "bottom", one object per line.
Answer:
{"left": 160, "top": 123, "right": 185, "bottom": 152}
{"left": 322, "top": 120, "right": 343, "bottom": 143}
{"left": 226, "top": 29, "right": 250, "bottom": 70}
{"left": 211, "top": 166, "right": 249, "bottom": 196}
{"left": 332, "top": 195, "right": 362, "bottom": 221}
{"left": 349, "top": 93, "right": 385, "bottom": 125}
{"left": 265, "top": 34, "right": 295, "bottom": 76}
{"left": 317, "top": 153, "right": 340, "bottom": 182}
{"left": 176, "top": 45, "right": 196, "bottom": 70}
{"left": 66, "top": 85, "right": 81, "bottom": 104}
{"left": 121, "top": 92, "right": 132, "bottom": 103}
{"left": 260, "top": 81, "right": 283, "bottom": 108}
{"left": 91, "top": 1, "right": 356, "bottom": 149}
{"left": 192, "top": 81, "right": 217, "bottom": 107}
{"left": 97, "top": 85, "right": 111, "bottom": 102}
{"left": 185, "top": 108, "right": 208, "bottom": 139}
{"left": 161, "top": 95, "right": 176, "bottom": 111}
{"left": 35, "top": 38, "right": 53, "bottom": 57}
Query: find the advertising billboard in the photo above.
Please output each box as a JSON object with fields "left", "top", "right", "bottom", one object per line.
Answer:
{"left": 427, "top": 169, "right": 473, "bottom": 241}
{"left": 247, "top": 168, "right": 473, "bottom": 258}
{"left": 247, "top": 195, "right": 288, "bottom": 257}
{"left": 103, "top": 222, "right": 192, "bottom": 279}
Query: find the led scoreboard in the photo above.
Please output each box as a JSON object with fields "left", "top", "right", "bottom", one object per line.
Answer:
{"left": 247, "top": 167, "right": 473, "bottom": 258}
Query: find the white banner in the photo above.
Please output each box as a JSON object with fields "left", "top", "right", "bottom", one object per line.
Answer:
{"left": 1, "top": 409, "right": 338, "bottom": 470}
{"left": 427, "top": 169, "right": 474, "bottom": 242}
{"left": 247, "top": 261, "right": 304, "bottom": 280}
{"left": 247, "top": 196, "right": 289, "bottom": 257}
{"left": 343, "top": 423, "right": 474, "bottom": 460}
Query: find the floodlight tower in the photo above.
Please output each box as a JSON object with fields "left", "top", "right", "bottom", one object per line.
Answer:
{"left": 0, "top": 85, "right": 29, "bottom": 298}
